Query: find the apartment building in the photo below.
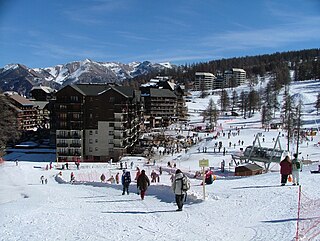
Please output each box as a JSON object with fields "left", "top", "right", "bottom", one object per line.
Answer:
{"left": 140, "top": 77, "right": 187, "bottom": 126}
{"left": 55, "top": 84, "right": 141, "bottom": 162}
{"left": 194, "top": 72, "right": 216, "bottom": 91}
{"left": 7, "top": 94, "right": 38, "bottom": 131}
{"left": 224, "top": 68, "right": 246, "bottom": 87}
{"left": 142, "top": 88, "right": 177, "bottom": 128}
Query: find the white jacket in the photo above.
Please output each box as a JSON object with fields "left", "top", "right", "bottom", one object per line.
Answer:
{"left": 172, "top": 172, "right": 185, "bottom": 195}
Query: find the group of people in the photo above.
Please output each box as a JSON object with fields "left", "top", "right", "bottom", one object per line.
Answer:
{"left": 120, "top": 167, "right": 190, "bottom": 210}
{"left": 280, "top": 153, "right": 302, "bottom": 186}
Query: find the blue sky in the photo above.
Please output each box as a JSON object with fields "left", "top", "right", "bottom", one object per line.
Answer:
{"left": 1, "top": 0, "right": 319, "bottom": 68}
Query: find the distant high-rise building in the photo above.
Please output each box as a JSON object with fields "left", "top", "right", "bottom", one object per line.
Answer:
{"left": 224, "top": 68, "right": 246, "bottom": 87}
{"left": 194, "top": 72, "right": 216, "bottom": 91}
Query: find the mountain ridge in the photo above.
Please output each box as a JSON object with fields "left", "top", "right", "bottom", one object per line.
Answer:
{"left": 0, "top": 59, "right": 174, "bottom": 95}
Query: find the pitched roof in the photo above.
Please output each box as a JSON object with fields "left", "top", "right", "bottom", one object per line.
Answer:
{"left": 30, "top": 86, "right": 55, "bottom": 93}
{"left": 9, "top": 95, "right": 34, "bottom": 106}
{"left": 71, "top": 84, "right": 135, "bottom": 98}
{"left": 150, "top": 88, "right": 176, "bottom": 98}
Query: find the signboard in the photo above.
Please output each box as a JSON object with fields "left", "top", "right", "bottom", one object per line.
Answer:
{"left": 199, "top": 159, "right": 209, "bottom": 167}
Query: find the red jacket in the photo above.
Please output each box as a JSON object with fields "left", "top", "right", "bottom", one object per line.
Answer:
{"left": 280, "top": 160, "right": 292, "bottom": 175}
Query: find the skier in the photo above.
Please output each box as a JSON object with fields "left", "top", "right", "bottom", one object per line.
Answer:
{"left": 137, "top": 170, "right": 150, "bottom": 200}
{"left": 121, "top": 170, "right": 131, "bottom": 195}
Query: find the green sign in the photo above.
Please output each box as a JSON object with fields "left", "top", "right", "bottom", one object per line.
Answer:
{"left": 199, "top": 159, "right": 209, "bottom": 167}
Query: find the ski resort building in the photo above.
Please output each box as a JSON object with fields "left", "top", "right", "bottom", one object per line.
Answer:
{"left": 194, "top": 72, "right": 216, "bottom": 91}
{"left": 224, "top": 68, "right": 246, "bottom": 87}
{"left": 55, "top": 84, "right": 142, "bottom": 162}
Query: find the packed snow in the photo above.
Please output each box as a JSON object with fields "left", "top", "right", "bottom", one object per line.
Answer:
{"left": 1, "top": 79, "right": 320, "bottom": 241}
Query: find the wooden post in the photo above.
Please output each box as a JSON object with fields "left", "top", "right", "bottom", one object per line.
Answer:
{"left": 202, "top": 166, "right": 206, "bottom": 200}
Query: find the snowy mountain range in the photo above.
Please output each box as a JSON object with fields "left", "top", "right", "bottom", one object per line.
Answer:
{"left": 0, "top": 59, "right": 173, "bottom": 95}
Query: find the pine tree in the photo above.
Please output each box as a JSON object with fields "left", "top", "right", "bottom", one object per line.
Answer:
{"left": 248, "top": 88, "right": 260, "bottom": 117}
{"left": 231, "top": 90, "right": 238, "bottom": 113}
{"left": 239, "top": 91, "right": 248, "bottom": 119}
{"left": 201, "top": 98, "right": 218, "bottom": 129}
{"left": 261, "top": 104, "right": 273, "bottom": 129}
{"left": 281, "top": 86, "right": 295, "bottom": 151}
{"left": 219, "top": 89, "right": 230, "bottom": 112}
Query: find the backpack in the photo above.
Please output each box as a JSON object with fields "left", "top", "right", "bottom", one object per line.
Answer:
{"left": 182, "top": 175, "right": 191, "bottom": 191}
{"left": 123, "top": 171, "right": 131, "bottom": 184}
{"left": 296, "top": 161, "right": 301, "bottom": 169}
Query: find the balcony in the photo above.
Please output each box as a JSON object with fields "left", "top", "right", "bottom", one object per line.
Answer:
{"left": 70, "top": 143, "right": 82, "bottom": 148}
{"left": 57, "top": 151, "right": 81, "bottom": 156}
{"left": 57, "top": 143, "right": 68, "bottom": 147}
{"left": 56, "top": 134, "right": 82, "bottom": 139}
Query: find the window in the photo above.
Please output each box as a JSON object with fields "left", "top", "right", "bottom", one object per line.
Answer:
{"left": 73, "top": 113, "right": 80, "bottom": 119}
{"left": 60, "top": 105, "right": 67, "bottom": 110}
{"left": 89, "top": 130, "right": 93, "bottom": 135}
{"left": 60, "top": 113, "right": 67, "bottom": 120}
{"left": 95, "top": 139, "right": 98, "bottom": 143}
{"left": 89, "top": 139, "right": 93, "bottom": 144}
{"left": 95, "top": 130, "right": 98, "bottom": 134}
{"left": 89, "top": 147, "right": 93, "bottom": 152}
{"left": 71, "top": 96, "right": 79, "bottom": 102}
{"left": 95, "top": 147, "right": 98, "bottom": 151}
{"left": 109, "top": 123, "right": 114, "bottom": 127}
{"left": 60, "top": 122, "right": 67, "bottom": 128}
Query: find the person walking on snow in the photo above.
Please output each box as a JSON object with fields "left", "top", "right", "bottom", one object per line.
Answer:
{"left": 172, "top": 169, "right": 190, "bottom": 211}
{"left": 40, "top": 175, "right": 45, "bottom": 184}
{"left": 115, "top": 172, "right": 120, "bottom": 184}
{"left": 280, "top": 155, "right": 292, "bottom": 186}
{"left": 121, "top": 170, "right": 131, "bottom": 195}
{"left": 70, "top": 172, "right": 75, "bottom": 183}
{"left": 292, "top": 153, "right": 302, "bottom": 185}
{"left": 135, "top": 167, "right": 141, "bottom": 181}
{"left": 137, "top": 170, "right": 150, "bottom": 200}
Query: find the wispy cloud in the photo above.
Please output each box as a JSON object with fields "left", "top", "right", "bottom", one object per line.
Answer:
{"left": 62, "top": 0, "right": 129, "bottom": 26}
{"left": 201, "top": 15, "right": 320, "bottom": 51}
{"left": 116, "top": 31, "right": 151, "bottom": 41}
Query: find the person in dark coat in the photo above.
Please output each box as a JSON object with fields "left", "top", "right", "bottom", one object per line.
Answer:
{"left": 137, "top": 170, "right": 150, "bottom": 200}
{"left": 121, "top": 170, "right": 131, "bottom": 195}
{"left": 280, "top": 155, "right": 292, "bottom": 186}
